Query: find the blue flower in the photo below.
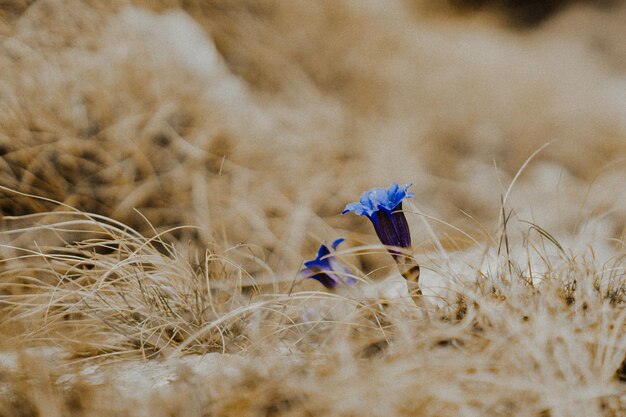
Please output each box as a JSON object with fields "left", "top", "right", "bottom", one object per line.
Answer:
{"left": 342, "top": 182, "right": 413, "bottom": 252}
{"left": 300, "top": 238, "right": 356, "bottom": 289}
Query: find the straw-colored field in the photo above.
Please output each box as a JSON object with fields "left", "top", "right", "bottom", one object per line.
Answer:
{"left": 0, "top": 1, "right": 625, "bottom": 416}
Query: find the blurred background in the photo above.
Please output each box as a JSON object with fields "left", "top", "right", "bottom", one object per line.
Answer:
{"left": 1, "top": 0, "right": 625, "bottom": 276}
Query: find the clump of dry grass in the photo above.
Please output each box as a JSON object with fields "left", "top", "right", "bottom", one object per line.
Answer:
{"left": 0, "top": 187, "right": 624, "bottom": 416}
{"left": 0, "top": 195, "right": 281, "bottom": 357}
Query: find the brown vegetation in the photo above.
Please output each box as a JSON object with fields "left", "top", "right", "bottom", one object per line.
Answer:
{"left": 0, "top": 0, "right": 624, "bottom": 415}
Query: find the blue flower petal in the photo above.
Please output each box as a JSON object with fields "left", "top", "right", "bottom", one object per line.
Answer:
{"left": 342, "top": 182, "right": 413, "bottom": 217}
{"left": 370, "top": 204, "right": 411, "bottom": 250}
{"left": 331, "top": 237, "right": 345, "bottom": 250}
{"left": 300, "top": 238, "right": 354, "bottom": 289}
{"left": 343, "top": 182, "right": 414, "bottom": 251}
{"left": 309, "top": 272, "right": 338, "bottom": 289}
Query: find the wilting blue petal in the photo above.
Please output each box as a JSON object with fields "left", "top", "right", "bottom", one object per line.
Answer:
{"left": 342, "top": 182, "right": 413, "bottom": 252}
{"left": 301, "top": 239, "right": 355, "bottom": 289}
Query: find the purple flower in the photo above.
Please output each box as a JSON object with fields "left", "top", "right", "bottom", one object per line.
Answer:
{"left": 300, "top": 238, "right": 356, "bottom": 289}
{"left": 342, "top": 182, "right": 413, "bottom": 252}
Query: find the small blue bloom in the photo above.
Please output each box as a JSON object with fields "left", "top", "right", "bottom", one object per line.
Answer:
{"left": 342, "top": 182, "right": 413, "bottom": 252}
{"left": 300, "top": 238, "right": 356, "bottom": 289}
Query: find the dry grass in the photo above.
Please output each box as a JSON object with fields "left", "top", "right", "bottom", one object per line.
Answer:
{"left": 0, "top": 195, "right": 624, "bottom": 416}
{"left": 0, "top": 0, "right": 625, "bottom": 416}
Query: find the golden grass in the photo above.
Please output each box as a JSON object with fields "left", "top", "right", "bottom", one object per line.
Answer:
{"left": 0, "top": 0, "right": 625, "bottom": 415}
{"left": 0, "top": 187, "right": 624, "bottom": 416}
